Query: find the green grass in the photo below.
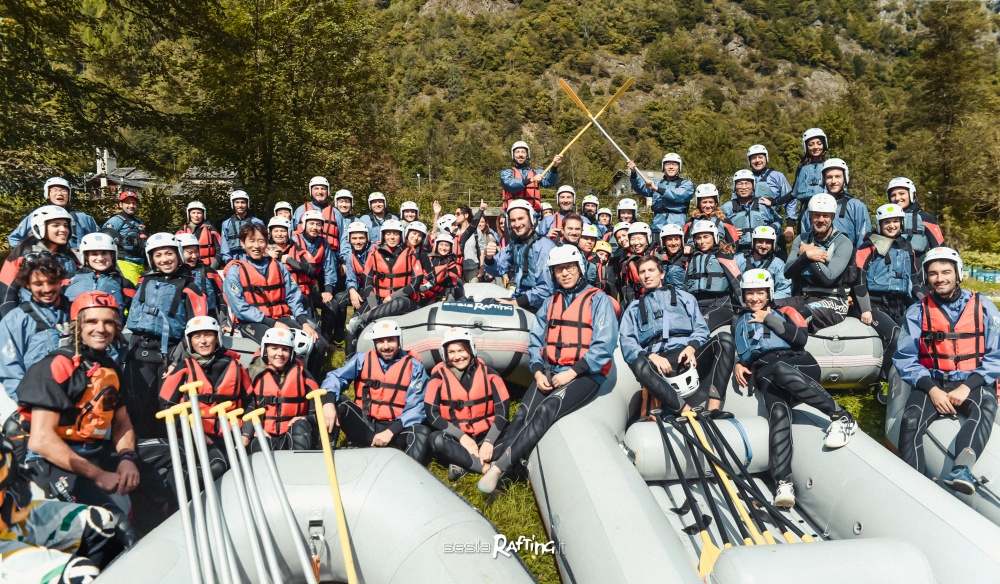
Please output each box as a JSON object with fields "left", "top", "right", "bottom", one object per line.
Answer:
{"left": 835, "top": 386, "right": 886, "bottom": 441}
{"left": 963, "top": 277, "right": 1000, "bottom": 295}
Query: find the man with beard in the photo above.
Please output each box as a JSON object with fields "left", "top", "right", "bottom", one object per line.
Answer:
{"left": 483, "top": 199, "right": 556, "bottom": 313}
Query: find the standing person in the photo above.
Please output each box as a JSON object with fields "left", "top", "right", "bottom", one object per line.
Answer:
{"left": 219, "top": 190, "right": 265, "bottom": 263}
{"left": 537, "top": 185, "right": 590, "bottom": 239}
{"left": 893, "top": 248, "right": 1000, "bottom": 494}
{"left": 399, "top": 201, "right": 420, "bottom": 227}
{"left": 580, "top": 195, "right": 600, "bottom": 225}
{"left": 747, "top": 144, "right": 793, "bottom": 212}
{"left": 273, "top": 201, "right": 294, "bottom": 220}
{"left": 500, "top": 141, "right": 561, "bottom": 212}
{"left": 360, "top": 192, "right": 398, "bottom": 243}
{"left": 723, "top": 169, "right": 781, "bottom": 254}
{"left": 615, "top": 198, "right": 638, "bottom": 225}
{"left": 65, "top": 233, "right": 135, "bottom": 310}
{"left": 800, "top": 158, "right": 870, "bottom": 249}
{"left": 177, "top": 233, "right": 227, "bottom": 328}
{"left": 335, "top": 221, "right": 374, "bottom": 341}
{"left": 292, "top": 210, "right": 339, "bottom": 336}
{"left": 8, "top": 177, "right": 98, "bottom": 251}
{"left": 654, "top": 223, "right": 687, "bottom": 288}
{"left": 885, "top": 177, "right": 944, "bottom": 262}
{"left": 175, "top": 201, "right": 222, "bottom": 269}
{"left": 321, "top": 321, "right": 430, "bottom": 462}
{"left": 292, "top": 176, "right": 344, "bottom": 252}
{"left": 682, "top": 184, "right": 740, "bottom": 247}
{"left": 333, "top": 189, "right": 358, "bottom": 238}
{"left": 0, "top": 206, "right": 79, "bottom": 306}
{"left": 595, "top": 207, "right": 613, "bottom": 236}
{"left": 627, "top": 154, "right": 694, "bottom": 235}
{"left": 616, "top": 222, "right": 656, "bottom": 307}
{"left": 733, "top": 269, "right": 857, "bottom": 508}
{"left": 101, "top": 190, "right": 147, "bottom": 284}
{"left": 482, "top": 200, "right": 556, "bottom": 313}
{"left": 785, "top": 127, "right": 830, "bottom": 241}
{"left": 463, "top": 202, "right": 500, "bottom": 283}
{"left": 425, "top": 329, "right": 510, "bottom": 480}
{"left": 740, "top": 226, "right": 792, "bottom": 300}
{"left": 478, "top": 245, "right": 618, "bottom": 494}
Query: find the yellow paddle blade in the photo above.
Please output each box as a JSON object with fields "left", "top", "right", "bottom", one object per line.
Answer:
{"left": 696, "top": 531, "right": 722, "bottom": 579}
{"left": 558, "top": 78, "right": 595, "bottom": 117}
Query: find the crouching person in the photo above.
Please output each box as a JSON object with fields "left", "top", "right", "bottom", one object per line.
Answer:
{"left": 734, "top": 269, "right": 857, "bottom": 509}
{"left": 478, "top": 246, "right": 618, "bottom": 494}
{"left": 321, "top": 321, "right": 430, "bottom": 462}
{"left": 425, "top": 329, "right": 510, "bottom": 480}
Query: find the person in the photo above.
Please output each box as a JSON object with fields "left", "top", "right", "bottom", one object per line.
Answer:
{"left": 425, "top": 328, "right": 510, "bottom": 480}
{"left": 1, "top": 205, "right": 79, "bottom": 306}
{"left": 853, "top": 203, "right": 924, "bottom": 378}
{"left": 177, "top": 233, "right": 227, "bottom": 327}
{"left": 8, "top": 177, "right": 98, "bottom": 251}
{"left": 609, "top": 221, "right": 630, "bottom": 255}
{"left": 628, "top": 154, "right": 694, "bottom": 235}
{"left": 580, "top": 194, "right": 600, "bottom": 225}
{"left": 404, "top": 221, "right": 429, "bottom": 252}
{"left": 65, "top": 233, "right": 135, "bottom": 310}
{"left": 615, "top": 198, "right": 638, "bottom": 225}
{"left": 590, "top": 240, "right": 619, "bottom": 301}
{"left": 176, "top": 201, "right": 222, "bottom": 269}
{"left": 335, "top": 221, "right": 374, "bottom": 341}
{"left": 18, "top": 291, "right": 140, "bottom": 517}
{"left": 733, "top": 269, "right": 857, "bottom": 508}
{"left": 399, "top": 200, "right": 420, "bottom": 228}
{"left": 500, "top": 140, "right": 561, "bottom": 212}
{"left": 292, "top": 176, "right": 344, "bottom": 251}
{"left": 893, "top": 247, "right": 1000, "bottom": 494}
{"left": 0, "top": 255, "right": 71, "bottom": 422}
{"left": 249, "top": 327, "right": 333, "bottom": 451}
{"left": 578, "top": 223, "right": 599, "bottom": 256}
{"left": 321, "top": 320, "right": 430, "bottom": 462}
{"left": 273, "top": 201, "right": 294, "bottom": 220}
{"left": 620, "top": 255, "right": 711, "bottom": 420}
{"left": 333, "top": 188, "right": 359, "bottom": 239}
{"left": 800, "top": 158, "right": 870, "bottom": 249}
{"left": 783, "top": 193, "right": 856, "bottom": 331}
{"left": 482, "top": 199, "right": 556, "bottom": 313}
{"left": 595, "top": 207, "right": 613, "bottom": 236}
{"left": 463, "top": 204, "right": 500, "bottom": 283}
{"left": 100, "top": 190, "right": 147, "bottom": 283}
{"left": 885, "top": 177, "right": 944, "bottom": 262}
{"left": 478, "top": 245, "right": 618, "bottom": 494}
{"left": 537, "top": 185, "right": 590, "bottom": 239}
{"left": 654, "top": 223, "right": 687, "bottom": 288}
{"left": 292, "top": 210, "right": 339, "bottom": 335}
{"left": 683, "top": 184, "right": 739, "bottom": 247}
{"left": 740, "top": 226, "right": 791, "bottom": 299}
{"left": 786, "top": 127, "right": 829, "bottom": 240}
{"left": 747, "top": 144, "right": 793, "bottom": 219}
{"left": 616, "top": 222, "right": 656, "bottom": 307}
{"left": 540, "top": 202, "right": 554, "bottom": 219}
{"left": 722, "top": 169, "right": 781, "bottom": 254}
{"left": 360, "top": 192, "right": 398, "bottom": 243}
{"left": 0, "top": 434, "right": 128, "bottom": 583}
{"left": 219, "top": 190, "right": 265, "bottom": 263}
{"left": 413, "top": 233, "right": 464, "bottom": 305}
{"left": 124, "top": 233, "right": 207, "bottom": 438}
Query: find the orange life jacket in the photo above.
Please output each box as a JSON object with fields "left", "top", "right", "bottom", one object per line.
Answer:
{"left": 254, "top": 360, "right": 316, "bottom": 435}
{"left": 918, "top": 293, "right": 986, "bottom": 373}
{"left": 159, "top": 352, "right": 248, "bottom": 437}
{"left": 300, "top": 202, "right": 341, "bottom": 252}
{"left": 354, "top": 351, "right": 414, "bottom": 422}
{"left": 414, "top": 254, "right": 460, "bottom": 302}
{"left": 233, "top": 259, "right": 292, "bottom": 319}
{"left": 426, "top": 359, "right": 508, "bottom": 436}
{"left": 292, "top": 233, "right": 329, "bottom": 295}
{"left": 19, "top": 352, "right": 119, "bottom": 443}
{"left": 543, "top": 287, "right": 613, "bottom": 376}
{"left": 177, "top": 224, "right": 220, "bottom": 266}
{"left": 367, "top": 246, "right": 414, "bottom": 300}
{"left": 502, "top": 167, "right": 541, "bottom": 211}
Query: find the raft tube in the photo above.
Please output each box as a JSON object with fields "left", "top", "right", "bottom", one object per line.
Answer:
{"left": 805, "top": 317, "right": 883, "bottom": 390}
{"left": 98, "top": 448, "right": 532, "bottom": 583}
{"left": 525, "top": 349, "right": 1000, "bottom": 584}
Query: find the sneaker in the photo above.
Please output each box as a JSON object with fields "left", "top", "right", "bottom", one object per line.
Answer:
{"left": 346, "top": 315, "right": 362, "bottom": 336}
{"left": 942, "top": 465, "right": 977, "bottom": 495}
{"left": 823, "top": 414, "right": 857, "bottom": 449}
{"left": 447, "top": 464, "right": 467, "bottom": 481}
{"left": 774, "top": 480, "right": 795, "bottom": 509}
{"left": 477, "top": 466, "right": 503, "bottom": 494}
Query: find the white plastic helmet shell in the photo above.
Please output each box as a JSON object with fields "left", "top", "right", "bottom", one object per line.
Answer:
{"left": 616, "top": 198, "right": 638, "bottom": 212}
{"left": 822, "top": 158, "right": 850, "bottom": 185}
{"left": 732, "top": 169, "right": 756, "bottom": 190}
{"left": 381, "top": 218, "right": 404, "bottom": 234}
{"left": 267, "top": 217, "right": 291, "bottom": 232}
{"left": 506, "top": 199, "right": 535, "bottom": 225}
{"left": 441, "top": 327, "right": 476, "bottom": 357}
{"left": 262, "top": 326, "right": 296, "bottom": 349}
{"left": 597, "top": 207, "right": 613, "bottom": 218}
{"left": 540, "top": 202, "right": 553, "bottom": 212}
{"left": 664, "top": 366, "right": 699, "bottom": 399}
{"left": 581, "top": 224, "right": 600, "bottom": 239}
{"left": 367, "top": 191, "right": 386, "bottom": 204}
{"left": 690, "top": 219, "right": 719, "bottom": 243}
{"left": 661, "top": 152, "right": 683, "bottom": 173}
{"left": 660, "top": 223, "right": 685, "bottom": 238}
{"left": 400, "top": 201, "right": 419, "bottom": 213}
{"left": 145, "top": 232, "right": 180, "bottom": 265}
{"left": 747, "top": 144, "right": 768, "bottom": 163}
{"left": 273, "top": 201, "right": 293, "bottom": 214}
{"left": 886, "top": 177, "right": 916, "bottom": 202}
{"left": 923, "top": 246, "right": 964, "bottom": 282}
{"left": 436, "top": 214, "right": 457, "bottom": 232}
{"left": 807, "top": 193, "right": 838, "bottom": 214}
{"left": 547, "top": 244, "right": 585, "bottom": 270}
{"left": 229, "top": 190, "right": 249, "bottom": 207}
{"left": 291, "top": 327, "right": 314, "bottom": 358}
{"left": 556, "top": 185, "right": 577, "bottom": 200}
{"left": 405, "top": 221, "right": 428, "bottom": 236}
{"left": 176, "top": 233, "right": 199, "bottom": 249}
{"left": 43, "top": 177, "right": 71, "bottom": 200}
{"left": 301, "top": 209, "right": 325, "bottom": 225}
{"left": 334, "top": 188, "right": 354, "bottom": 201}
{"left": 751, "top": 225, "right": 777, "bottom": 242}
{"left": 367, "top": 320, "right": 402, "bottom": 341}
{"left": 801, "top": 127, "right": 828, "bottom": 154}
{"left": 627, "top": 222, "right": 652, "bottom": 242}
{"left": 186, "top": 201, "right": 207, "bottom": 215}
{"left": 80, "top": 232, "right": 116, "bottom": 257}
{"left": 875, "top": 203, "right": 906, "bottom": 224}
{"left": 695, "top": 183, "right": 720, "bottom": 200}
{"left": 510, "top": 140, "right": 530, "bottom": 160}
{"left": 309, "top": 176, "right": 330, "bottom": 190}
{"left": 582, "top": 195, "right": 600, "bottom": 207}
{"left": 434, "top": 232, "right": 454, "bottom": 246}
{"left": 613, "top": 221, "right": 631, "bottom": 234}
{"left": 29, "top": 205, "right": 73, "bottom": 240}
{"left": 740, "top": 268, "right": 774, "bottom": 304}
{"left": 185, "top": 316, "right": 221, "bottom": 343}
{"left": 346, "top": 221, "right": 369, "bottom": 236}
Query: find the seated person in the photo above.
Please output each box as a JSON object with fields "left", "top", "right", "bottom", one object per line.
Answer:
{"left": 1, "top": 205, "right": 79, "bottom": 306}
{"left": 65, "top": 232, "right": 135, "bottom": 310}
{"left": 740, "top": 226, "right": 791, "bottom": 299}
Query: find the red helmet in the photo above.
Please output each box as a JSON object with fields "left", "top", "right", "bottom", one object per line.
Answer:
{"left": 118, "top": 190, "right": 139, "bottom": 202}
{"left": 70, "top": 291, "right": 119, "bottom": 320}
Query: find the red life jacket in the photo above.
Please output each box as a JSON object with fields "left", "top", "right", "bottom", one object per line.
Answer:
{"left": 300, "top": 202, "right": 341, "bottom": 252}
{"left": 0, "top": 256, "right": 22, "bottom": 288}
{"left": 233, "top": 259, "right": 292, "bottom": 320}
{"left": 349, "top": 249, "right": 368, "bottom": 289}
{"left": 501, "top": 167, "right": 541, "bottom": 211}
{"left": 19, "top": 351, "right": 119, "bottom": 443}
{"left": 254, "top": 360, "right": 317, "bottom": 435}
{"left": 177, "top": 224, "right": 220, "bottom": 266}
{"left": 426, "top": 358, "right": 508, "bottom": 436}
{"left": 366, "top": 246, "right": 414, "bottom": 300}
{"left": 414, "top": 254, "right": 461, "bottom": 302}
{"left": 355, "top": 351, "right": 414, "bottom": 422}
{"left": 918, "top": 294, "right": 986, "bottom": 373}
{"left": 159, "top": 352, "right": 248, "bottom": 437}
{"left": 292, "top": 234, "right": 329, "bottom": 295}
{"left": 543, "top": 287, "right": 613, "bottom": 376}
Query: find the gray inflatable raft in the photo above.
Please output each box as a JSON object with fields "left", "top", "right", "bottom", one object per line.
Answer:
{"left": 526, "top": 349, "right": 1000, "bottom": 584}
{"left": 885, "top": 368, "right": 1000, "bottom": 526}
{"left": 805, "top": 317, "right": 883, "bottom": 390}
{"left": 98, "top": 448, "right": 531, "bottom": 583}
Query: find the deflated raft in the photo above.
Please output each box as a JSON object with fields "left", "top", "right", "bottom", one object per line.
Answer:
{"left": 98, "top": 448, "right": 532, "bottom": 583}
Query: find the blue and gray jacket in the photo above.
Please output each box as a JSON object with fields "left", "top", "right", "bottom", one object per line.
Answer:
{"left": 800, "top": 192, "right": 871, "bottom": 250}
{"left": 630, "top": 172, "right": 695, "bottom": 231}
{"left": 722, "top": 196, "right": 782, "bottom": 252}
{"left": 0, "top": 298, "right": 70, "bottom": 401}
{"left": 220, "top": 214, "right": 265, "bottom": 263}
{"left": 101, "top": 212, "right": 146, "bottom": 264}
{"left": 9, "top": 208, "right": 98, "bottom": 251}
{"left": 620, "top": 286, "right": 708, "bottom": 362}
{"left": 741, "top": 253, "right": 792, "bottom": 300}
{"left": 65, "top": 268, "right": 133, "bottom": 310}
{"left": 483, "top": 233, "right": 556, "bottom": 312}
{"left": 734, "top": 306, "right": 809, "bottom": 364}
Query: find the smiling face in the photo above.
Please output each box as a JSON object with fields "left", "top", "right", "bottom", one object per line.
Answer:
{"left": 926, "top": 260, "right": 958, "bottom": 297}
{"left": 243, "top": 231, "right": 267, "bottom": 260}
{"left": 270, "top": 227, "right": 289, "bottom": 245}
{"left": 735, "top": 179, "right": 754, "bottom": 198}
{"left": 615, "top": 229, "right": 629, "bottom": 248}
{"left": 369, "top": 199, "right": 385, "bottom": 214}
{"left": 749, "top": 154, "right": 767, "bottom": 171}
{"left": 889, "top": 188, "right": 911, "bottom": 209}
{"left": 557, "top": 192, "right": 574, "bottom": 211}
{"left": 578, "top": 236, "right": 596, "bottom": 253}
{"left": 79, "top": 307, "right": 119, "bottom": 352}
{"left": 698, "top": 197, "right": 718, "bottom": 215}
{"left": 47, "top": 185, "right": 70, "bottom": 206}
{"left": 189, "top": 330, "right": 218, "bottom": 357}
{"left": 232, "top": 198, "right": 248, "bottom": 216}
{"left": 824, "top": 169, "right": 845, "bottom": 194}
{"left": 637, "top": 258, "right": 663, "bottom": 290}
{"left": 435, "top": 240, "right": 452, "bottom": 256}
{"left": 628, "top": 233, "right": 648, "bottom": 254}
{"left": 120, "top": 198, "right": 138, "bottom": 215}
{"left": 85, "top": 250, "right": 113, "bottom": 272}
{"left": 743, "top": 288, "right": 769, "bottom": 310}
{"left": 445, "top": 341, "right": 472, "bottom": 370}
{"left": 28, "top": 271, "right": 61, "bottom": 305}
{"left": 311, "top": 185, "right": 329, "bottom": 202}
{"left": 381, "top": 229, "right": 401, "bottom": 248}
{"left": 552, "top": 262, "right": 581, "bottom": 290}
{"left": 304, "top": 219, "right": 323, "bottom": 238}
{"left": 508, "top": 209, "right": 532, "bottom": 238}
{"left": 663, "top": 161, "right": 680, "bottom": 177}
{"left": 336, "top": 196, "right": 352, "bottom": 214}
{"left": 350, "top": 232, "right": 368, "bottom": 251}
{"left": 152, "top": 247, "right": 179, "bottom": 273}
{"left": 402, "top": 209, "right": 418, "bottom": 222}
{"left": 375, "top": 336, "right": 400, "bottom": 360}
{"left": 406, "top": 230, "right": 425, "bottom": 248}
{"left": 513, "top": 147, "right": 528, "bottom": 165}
{"left": 810, "top": 211, "right": 834, "bottom": 238}
{"left": 617, "top": 209, "right": 635, "bottom": 223}
{"left": 46, "top": 219, "right": 70, "bottom": 246}
{"left": 694, "top": 232, "right": 715, "bottom": 252}
{"left": 182, "top": 245, "right": 199, "bottom": 267}
{"left": 806, "top": 137, "right": 825, "bottom": 157}
{"left": 266, "top": 344, "right": 291, "bottom": 369}
{"left": 583, "top": 203, "right": 598, "bottom": 215}
{"left": 562, "top": 218, "right": 582, "bottom": 244}
{"left": 880, "top": 217, "right": 902, "bottom": 238}
{"left": 753, "top": 238, "right": 774, "bottom": 258}
{"left": 665, "top": 234, "right": 682, "bottom": 255}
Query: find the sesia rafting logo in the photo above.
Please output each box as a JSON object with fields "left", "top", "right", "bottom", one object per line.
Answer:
{"left": 441, "top": 301, "right": 516, "bottom": 316}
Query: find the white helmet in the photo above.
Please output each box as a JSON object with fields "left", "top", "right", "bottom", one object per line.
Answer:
{"left": 660, "top": 223, "right": 684, "bottom": 239}
{"left": 506, "top": 199, "right": 535, "bottom": 225}
{"left": 923, "top": 247, "right": 963, "bottom": 282}
{"left": 434, "top": 232, "right": 454, "bottom": 247}
{"left": 510, "top": 140, "right": 530, "bottom": 160}
{"left": 380, "top": 218, "right": 404, "bottom": 234}
{"left": 309, "top": 176, "right": 330, "bottom": 190}
{"left": 186, "top": 201, "right": 207, "bottom": 218}
{"left": 695, "top": 183, "right": 720, "bottom": 200}
{"left": 875, "top": 203, "right": 906, "bottom": 225}
{"left": 185, "top": 316, "right": 221, "bottom": 350}
{"left": 367, "top": 320, "right": 402, "bottom": 341}
{"left": 261, "top": 327, "right": 296, "bottom": 350}
{"left": 822, "top": 158, "right": 850, "bottom": 185}
{"left": 267, "top": 216, "right": 291, "bottom": 232}
{"left": 664, "top": 365, "right": 699, "bottom": 399}
{"left": 291, "top": 327, "right": 314, "bottom": 358}
{"left": 661, "top": 152, "right": 683, "bottom": 173}
{"left": 613, "top": 221, "right": 631, "bottom": 234}
{"left": 400, "top": 201, "right": 419, "bottom": 214}
{"left": 441, "top": 327, "right": 476, "bottom": 357}
{"left": 301, "top": 209, "right": 325, "bottom": 225}
{"left": 740, "top": 268, "right": 774, "bottom": 304}
{"left": 627, "top": 222, "right": 652, "bottom": 242}
{"left": 616, "top": 198, "right": 638, "bottom": 212}
{"left": 597, "top": 207, "right": 612, "bottom": 218}
{"left": 691, "top": 220, "right": 719, "bottom": 243}
{"left": 747, "top": 144, "right": 768, "bottom": 163}
{"left": 43, "top": 177, "right": 71, "bottom": 200}
{"left": 751, "top": 225, "right": 777, "bottom": 242}
{"left": 807, "top": 193, "right": 838, "bottom": 214}
{"left": 546, "top": 244, "right": 585, "bottom": 271}
{"left": 581, "top": 224, "right": 600, "bottom": 239}
{"left": 145, "top": 232, "right": 180, "bottom": 265}
{"left": 273, "top": 201, "right": 293, "bottom": 214}
{"left": 29, "top": 205, "right": 73, "bottom": 240}
{"left": 229, "top": 190, "right": 249, "bottom": 207}
{"left": 582, "top": 194, "right": 600, "bottom": 207}
{"left": 334, "top": 188, "right": 353, "bottom": 201}
{"left": 80, "top": 232, "right": 116, "bottom": 259}
{"left": 436, "top": 214, "right": 457, "bottom": 232}
{"left": 176, "top": 232, "right": 199, "bottom": 249}
{"left": 367, "top": 191, "right": 386, "bottom": 205}
{"left": 886, "top": 177, "right": 916, "bottom": 202}
{"left": 732, "top": 169, "right": 756, "bottom": 191}
{"left": 540, "top": 202, "right": 553, "bottom": 212}
{"left": 346, "top": 221, "right": 369, "bottom": 236}
{"left": 556, "top": 185, "right": 576, "bottom": 201}
{"left": 405, "top": 221, "right": 428, "bottom": 237}
{"left": 801, "top": 127, "right": 828, "bottom": 154}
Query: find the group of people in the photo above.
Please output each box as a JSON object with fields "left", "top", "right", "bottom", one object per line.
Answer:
{"left": 0, "top": 125, "right": 996, "bottom": 581}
